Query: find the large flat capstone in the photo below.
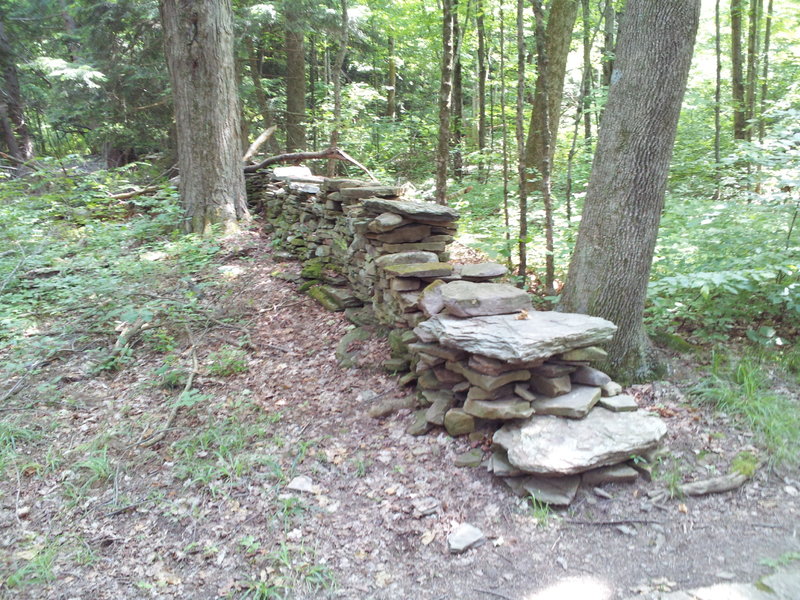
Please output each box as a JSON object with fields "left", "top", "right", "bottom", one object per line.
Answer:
{"left": 362, "top": 198, "right": 459, "bottom": 222}
{"left": 493, "top": 407, "right": 667, "bottom": 476}
{"left": 440, "top": 281, "right": 532, "bottom": 317}
{"left": 414, "top": 311, "right": 617, "bottom": 363}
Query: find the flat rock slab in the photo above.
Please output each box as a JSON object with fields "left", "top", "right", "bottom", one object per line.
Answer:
{"left": 415, "top": 311, "right": 617, "bottom": 364}
{"left": 634, "top": 569, "right": 800, "bottom": 600}
{"left": 571, "top": 365, "right": 612, "bottom": 386}
{"left": 447, "top": 361, "right": 530, "bottom": 392}
{"left": 383, "top": 262, "right": 453, "bottom": 278}
{"left": 531, "top": 384, "right": 600, "bottom": 418}
{"left": 599, "top": 394, "right": 639, "bottom": 412}
{"left": 340, "top": 185, "right": 405, "bottom": 199}
{"left": 447, "top": 523, "right": 485, "bottom": 554}
{"left": 581, "top": 463, "right": 639, "bottom": 486}
{"left": 374, "top": 224, "right": 432, "bottom": 243}
{"left": 464, "top": 397, "right": 533, "bottom": 420}
{"left": 459, "top": 262, "right": 508, "bottom": 280}
{"left": 368, "top": 212, "right": 406, "bottom": 232}
{"left": 503, "top": 474, "right": 581, "bottom": 506}
{"left": 374, "top": 251, "right": 439, "bottom": 267}
{"left": 363, "top": 198, "right": 459, "bottom": 222}
{"left": 440, "top": 281, "right": 532, "bottom": 317}
{"left": 493, "top": 407, "right": 668, "bottom": 476}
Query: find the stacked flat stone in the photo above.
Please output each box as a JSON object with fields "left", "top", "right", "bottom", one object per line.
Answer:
{"left": 410, "top": 299, "right": 667, "bottom": 507}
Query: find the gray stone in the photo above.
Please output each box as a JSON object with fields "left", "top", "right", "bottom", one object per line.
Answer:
{"left": 335, "top": 327, "right": 373, "bottom": 368}
{"left": 340, "top": 185, "right": 404, "bottom": 199}
{"left": 447, "top": 523, "right": 485, "bottom": 554}
{"left": 601, "top": 381, "right": 623, "bottom": 397}
{"left": 571, "top": 365, "right": 612, "bottom": 387}
{"left": 390, "top": 278, "right": 421, "bottom": 292}
{"left": 363, "top": 198, "right": 459, "bottom": 222}
{"left": 433, "top": 365, "right": 466, "bottom": 384}
{"left": 414, "top": 352, "right": 444, "bottom": 372}
{"left": 489, "top": 450, "right": 526, "bottom": 477}
{"left": 382, "top": 262, "right": 453, "bottom": 278}
{"left": 454, "top": 449, "right": 484, "bottom": 467}
{"left": 444, "top": 408, "right": 475, "bottom": 436}
{"left": 374, "top": 251, "right": 439, "bottom": 267}
{"left": 287, "top": 475, "right": 314, "bottom": 493}
{"left": 375, "top": 224, "right": 432, "bottom": 243}
{"left": 446, "top": 361, "right": 531, "bottom": 392}
{"left": 468, "top": 354, "right": 541, "bottom": 376}
{"left": 424, "top": 390, "right": 455, "bottom": 425}
{"left": 368, "top": 212, "right": 406, "bottom": 233}
{"left": 440, "top": 281, "right": 532, "bottom": 317}
{"left": 383, "top": 242, "right": 447, "bottom": 254}
{"left": 414, "top": 312, "right": 617, "bottom": 364}
{"left": 513, "top": 384, "right": 540, "bottom": 402}
{"left": 418, "top": 279, "right": 446, "bottom": 317}
{"left": 323, "top": 286, "right": 362, "bottom": 308}
{"left": 464, "top": 397, "right": 533, "bottom": 420}
{"left": 467, "top": 384, "right": 516, "bottom": 401}
{"left": 412, "top": 497, "right": 440, "bottom": 517}
{"left": 530, "top": 374, "right": 572, "bottom": 397}
{"left": 273, "top": 165, "right": 314, "bottom": 180}
{"left": 382, "top": 357, "right": 409, "bottom": 373}
{"left": 531, "top": 363, "right": 577, "bottom": 377}
{"left": 599, "top": 394, "right": 639, "bottom": 412}
{"left": 459, "top": 262, "right": 508, "bottom": 280}
{"left": 558, "top": 346, "right": 608, "bottom": 361}
{"left": 531, "top": 385, "right": 600, "bottom": 418}
{"left": 581, "top": 464, "right": 640, "bottom": 486}
{"left": 503, "top": 475, "right": 581, "bottom": 506}
{"left": 493, "top": 407, "right": 668, "bottom": 475}
{"left": 407, "top": 410, "right": 432, "bottom": 436}
{"left": 408, "top": 342, "right": 467, "bottom": 362}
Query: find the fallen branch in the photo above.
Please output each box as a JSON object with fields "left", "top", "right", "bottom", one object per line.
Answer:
{"left": 244, "top": 146, "right": 377, "bottom": 181}
{"left": 109, "top": 185, "right": 162, "bottom": 200}
{"left": 0, "top": 150, "right": 42, "bottom": 171}
{"left": 678, "top": 471, "right": 750, "bottom": 497}
{"left": 243, "top": 125, "right": 277, "bottom": 163}
{"left": 565, "top": 518, "right": 663, "bottom": 527}
{"left": 447, "top": 185, "right": 474, "bottom": 200}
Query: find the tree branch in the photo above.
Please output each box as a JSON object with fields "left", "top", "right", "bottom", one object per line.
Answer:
{"left": 243, "top": 146, "right": 377, "bottom": 181}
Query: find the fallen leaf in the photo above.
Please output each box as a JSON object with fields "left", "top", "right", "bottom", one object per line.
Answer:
{"left": 421, "top": 530, "right": 436, "bottom": 545}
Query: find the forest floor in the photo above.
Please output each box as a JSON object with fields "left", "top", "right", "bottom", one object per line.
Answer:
{"left": 1, "top": 230, "right": 799, "bottom": 600}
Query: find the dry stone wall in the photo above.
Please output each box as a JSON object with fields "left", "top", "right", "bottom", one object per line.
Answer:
{"left": 247, "top": 167, "right": 668, "bottom": 507}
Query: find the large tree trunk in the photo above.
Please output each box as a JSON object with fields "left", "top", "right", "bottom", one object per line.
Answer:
{"left": 730, "top": 0, "right": 746, "bottom": 140}
{"left": 435, "top": 0, "right": 456, "bottom": 205}
{"left": 0, "top": 20, "right": 33, "bottom": 161}
{"left": 559, "top": 0, "right": 700, "bottom": 381}
{"left": 285, "top": 5, "right": 306, "bottom": 152}
{"left": 160, "top": 0, "right": 247, "bottom": 235}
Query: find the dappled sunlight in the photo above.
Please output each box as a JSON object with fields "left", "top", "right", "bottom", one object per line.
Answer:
{"left": 524, "top": 575, "right": 614, "bottom": 600}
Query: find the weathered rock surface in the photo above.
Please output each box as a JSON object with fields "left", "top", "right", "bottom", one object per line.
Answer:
{"left": 599, "top": 394, "right": 639, "bottom": 412}
{"left": 571, "top": 365, "right": 612, "bottom": 387}
{"left": 382, "top": 262, "right": 453, "bottom": 278}
{"left": 340, "top": 185, "right": 405, "bottom": 199}
{"left": 558, "top": 346, "right": 608, "bottom": 361}
{"left": 530, "top": 385, "right": 601, "bottom": 419}
{"left": 367, "top": 212, "right": 406, "bottom": 232}
{"left": 530, "top": 374, "right": 572, "bottom": 397}
{"left": 503, "top": 474, "right": 581, "bottom": 506}
{"left": 444, "top": 408, "right": 475, "bottom": 436}
{"left": 439, "top": 281, "right": 532, "bottom": 317}
{"left": 446, "top": 361, "right": 531, "bottom": 392}
{"left": 374, "top": 251, "right": 439, "bottom": 267}
{"left": 447, "top": 523, "right": 485, "bottom": 554}
{"left": 363, "top": 198, "right": 459, "bottom": 222}
{"left": 493, "top": 408, "right": 667, "bottom": 475}
{"left": 581, "top": 464, "right": 640, "bottom": 486}
{"left": 415, "top": 311, "right": 617, "bottom": 363}
{"left": 464, "top": 397, "right": 533, "bottom": 420}
{"left": 374, "top": 224, "right": 432, "bottom": 243}
{"left": 459, "top": 262, "right": 508, "bottom": 280}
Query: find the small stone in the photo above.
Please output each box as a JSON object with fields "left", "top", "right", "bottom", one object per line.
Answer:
{"left": 513, "top": 384, "right": 539, "bottom": 402}
{"left": 418, "top": 279, "right": 446, "bottom": 317}
{"left": 601, "top": 381, "right": 623, "bottom": 397}
{"left": 363, "top": 197, "right": 459, "bottom": 222}
{"left": 558, "top": 346, "right": 608, "bottom": 361}
{"left": 531, "top": 363, "right": 577, "bottom": 377}
{"left": 407, "top": 410, "right": 432, "bottom": 436}
{"left": 424, "top": 390, "right": 455, "bottom": 425}
{"left": 447, "top": 361, "right": 531, "bottom": 392}
{"left": 593, "top": 487, "right": 613, "bottom": 499}
{"left": 489, "top": 450, "right": 526, "bottom": 477}
{"left": 16, "top": 506, "right": 31, "bottom": 519}
{"left": 571, "top": 365, "right": 612, "bottom": 387}
{"left": 415, "top": 352, "right": 444, "bottom": 372}
{"left": 581, "top": 464, "right": 639, "bottom": 486}
{"left": 408, "top": 342, "right": 467, "bottom": 362}
{"left": 530, "top": 374, "right": 572, "bottom": 398}
{"left": 447, "top": 523, "right": 486, "bottom": 554}
{"left": 503, "top": 475, "right": 580, "bottom": 506}
{"left": 412, "top": 497, "right": 440, "bottom": 517}
{"left": 444, "top": 408, "right": 475, "bottom": 436}
{"left": 464, "top": 397, "right": 533, "bottom": 420}
{"left": 467, "top": 383, "right": 516, "bottom": 401}
{"left": 598, "top": 394, "right": 639, "bottom": 412}
{"left": 368, "top": 212, "right": 406, "bottom": 232}
{"left": 374, "top": 251, "right": 439, "bottom": 267}
{"left": 287, "top": 475, "right": 314, "bottom": 493}
{"left": 468, "top": 354, "right": 541, "bottom": 376}
{"left": 454, "top": 449, "right": 484, "bottom": 468}
{"left": 340, "top": 185, "right": 405, "bottom": 199}
{"left": 390, "top": 278, "right": 421, "bottom": 292}
{"left": 382, "top": 357, "right": 409, "bottom": 373}
{"left": 375, "top": 224, "right": 432, "bottom": 244}
{"left": 531, "top": 385, "right": 601, "bottom": 419}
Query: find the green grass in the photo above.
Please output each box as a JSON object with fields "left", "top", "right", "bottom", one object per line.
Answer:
{"left": 4, "top": 540, "right": 59, "bottom": 589}
{"left": 0, "top": 420, "right": 40, "bottom": 476}
{"left": 690, "top": 351, "right": 800, "bottom": 466}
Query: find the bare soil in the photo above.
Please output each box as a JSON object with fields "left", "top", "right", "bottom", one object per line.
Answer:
{"left": 2, "top": 232, "right": 798, "bottom": 600}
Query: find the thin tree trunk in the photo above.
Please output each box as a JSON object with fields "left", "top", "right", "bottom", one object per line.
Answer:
{"left": 476, "top": 0, "right": 487, "bottom": 152}
{"left": 0, "top": 20, "right": 33, "bottom": 160}
{"left": 581, "top": 0, "right": 593, "bottom": 146}
{"left": 714, "top": 0, "right": 722, "bottom": 200}
{"left": 435, "top": 0, "right": 456, "bottom": 205}
{"left": 285, "top": 5, "right": 306, "bottom": 151}
{"left": 559, "top": 0, "right": 701, "bottom": 380}
{"left": 515, "top": 0, "right": 528, "bottom": 286}
{"left": 244, "top": 36, "right": 280, "bottom": 155}
{"left": 452, "top": 6, "right": 464, "bottom": 181}
{"left": 328, "top": 0, "right": 349, "bottom": 177}
{"left": 731, "top": 0, "right": 746, "bottom": 140}
{"left": 601, "top": 0, "right": 615, "bottom": 88}
{"left": 757, "top": 0, "right": 772, "bottom": 143}
{"left": 160, "top": 0, "right": 248, "bottom": 235}
{"left": 500, "top": 4, "right": 511, "bottom": 266}
{"left": 386, "top": 37, "right": 396, "bottom": 118}
{"left": 744, "top": 0, "right": 761, "bottom": 142}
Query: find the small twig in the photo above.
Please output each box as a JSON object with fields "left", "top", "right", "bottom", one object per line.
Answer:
{"left": 472, "top": 588, "right": 514, "bottom": 600}
{"left": 14, "top": 464, "right": 22, "bottom": 524}
{"left": 103, "top": 500, "right": 152, "bottom": 518}
{"left": 492, "top": 548, "right": 514, "bottom": 566}
{"left": 564, "top": 518, "right": 664, "bottom": 526}
{"left": 750, "top": 523, "right": 783, "bottom": 529}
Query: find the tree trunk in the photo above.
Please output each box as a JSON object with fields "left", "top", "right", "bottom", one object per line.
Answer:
{"left": 744, "top": 0, "right": 761, "bottom": 142}
{"left": 515, "top": 0, "right": 528, "bottom": 285}
{"left": 601, "top": 0, "right": 615, "bottom": 88}
{"left": 0, "top": 20, "right": 33, "bottom": 161}
{"left": 160, "top": 0, "right": 248, "bottom": 235}
{"left": 386, "top": 37, "right": 396, "bottom": 119}
{"left": 581, "top": 0, "right": 593, "bottom": 146}
{"left": 451, "top": 6, "right": 464, "bottom": 182}
{"left": 559, "top": 0, "right": 700, "bottom": 381}
{"left": 327, "top": 0, "right": 349, "bottom": 177}
{"left": 435, "top": 0, "right": 456, "bottom": 205}
{"left": 285, "top": 5, "right": 306, "bottom": 152}
{"left": 476, "top": 0, "right": 487, "bottom": 152}
{"left": 730, "top": 0, "right": 746, "bottom": 140}
{"left": 714, "top": 0, "right": 722, "bottom": 199}
{"left": 500, "top": 4, "right": 511, "bottom": 264}
{"left": 244, "top": 36, "right": 280, "bottom": 155}
{"left": 757, "top": 0, "right": 773, "bottom": 143}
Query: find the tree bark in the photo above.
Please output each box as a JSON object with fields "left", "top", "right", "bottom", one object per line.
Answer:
{"left": 730, "top": 0, "right": 746, "bottom": 140}
{"left": 0, "top": 20, "right": 33, "bottom": 161}
{"left": 244, "top": 36, "right": 280, "bottom": 155}
{"left": 160, "top": 0, "right": 248, "bottom": 235}
{"left": 580, "top": 0, "right": 593, "bottom": 145}
{"left": 435, "top": 0, "right": 456, "bottom": 205}
{"left": 285, "top": 4, "right": 306, "bottom": 151}
{"left": 601, "top": 0, "right": 615, "bottom": 89}
{"left": 328, "top": 0, "right": 349, "bottom": 177}
{"left": 476, "top": 0, "right": 487, "bottom": 152}
{"left": 451, "top": 6, "right": 464, "bottom": 182}
{"left": 386, "top": 37, "right": 396, "bottom": 119}
{"left": 744, "top": 0, "right": 761, "bottom": 142}
{"left": 559, "top": 0, "right": 701, "bottom": 381}
{"left": 515, "top": 0, "right": 528, "bottom": 285}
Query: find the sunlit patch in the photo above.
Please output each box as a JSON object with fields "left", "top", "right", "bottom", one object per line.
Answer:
{"left": 524, "top": 575, "right": 614, "bottom": 600}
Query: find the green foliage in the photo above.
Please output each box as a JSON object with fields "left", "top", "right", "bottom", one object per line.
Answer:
{"left": 207, "top": 345, "right": 250, "bottom": 376}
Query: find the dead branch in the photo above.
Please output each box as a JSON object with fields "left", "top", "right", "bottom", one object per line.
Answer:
{"left": 447, "top": 185, "right": 474, "bottom": 200}
{"left": 244, "top": 146, "right": 377, "bottom": 181}
{"left": 108, "top": 185, "right": 162, "bottom": 200}
{"left": 0, "top": 150, "right": 42, "bottom": 170}
{"left": 678, "top": 472, "right": 750, "bottom": 497}
{"left": 243, "top": 125, "right": 277, "bottom": 163}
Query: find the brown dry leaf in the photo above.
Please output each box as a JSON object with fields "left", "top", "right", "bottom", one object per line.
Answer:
{"left": 421, "top": 530, "right": 436, "bottom": 546}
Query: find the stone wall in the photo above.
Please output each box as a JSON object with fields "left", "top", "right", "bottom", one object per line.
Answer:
{"left": 247, "top": 167, "right": 667, "bottom": 507}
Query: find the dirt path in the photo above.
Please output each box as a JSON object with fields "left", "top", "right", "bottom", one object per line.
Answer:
{"left": 1, "top": 236, "right": 798, "bottom": 599}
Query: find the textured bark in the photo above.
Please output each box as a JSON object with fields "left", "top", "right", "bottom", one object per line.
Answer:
{"left": 730, "top": 0, "right": 746, "bottom": 140}
{"left": 523, "top": 0, "right": 578, "bottom": 193}
{"left": 328, "top": 0, "right": 349, "bottom": 177}
{"left": 758, "top": 0, "right": 773, "bottom": 143}
{"left": 601, "top": 0, "right": 615, "bottom": 89}
{"left": 559, "top": 0, "right": 700, "bottom": 381}
{"left": 515, "top": 0, "right": 527, "bottom": 284}
{"left": 0, "top": 20, "right": 33, "bottom": 160}
{"left": 435, "top": 0, "right": 455, "bottom": 205}
{"left": 580, "top": 0, "right": 593, "bottom": 145}
{"left": 476, "top": 0, "right": 487, "bottom": 151}
{"left": 160, "top": 0, "right": 248, "bottom": 235}
{"left": 386, "top": 37, "right": 396, "bottom": 119}
{"left": 744, "top": 0, "right": 762, "bottom": 142}
{"left": 451, "top": 7, "right": 464, "bottom": 182}
{"left": 285, "top": 5, "right": 306, "bottom": 152}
